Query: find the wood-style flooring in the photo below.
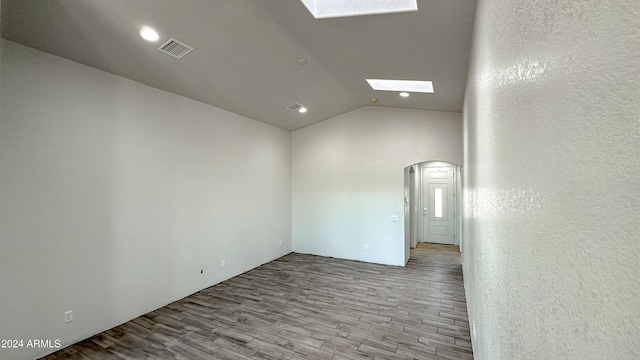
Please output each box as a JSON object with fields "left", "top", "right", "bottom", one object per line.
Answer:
{"left": 41, "top": 243, "right": 473, "bottom": 360}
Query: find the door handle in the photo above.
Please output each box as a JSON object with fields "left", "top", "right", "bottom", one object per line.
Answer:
{"left": 423, "top": 208, "right": 427, "bottom": 215}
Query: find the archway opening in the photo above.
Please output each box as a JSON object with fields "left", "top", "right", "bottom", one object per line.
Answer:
{"left": 404, "top": 161, "right": 462, "bottom": 263}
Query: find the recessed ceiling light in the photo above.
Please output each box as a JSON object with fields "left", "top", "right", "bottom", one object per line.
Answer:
{"left": 300, "top": 0, "right": 418, "bottom": 19}
{"left": 399, "top": 92, "right": 410, "bottom": 97}
{"left": 366, "top": 79, "right": 434, "bottom": 93}
{"left": 140, "top": 27, "right": 159, "bottom": 42}
{"left": 297, "top": 58, "right": 308, "bottom": 65}
{"left": 298, "top": 107, "right": 308, "bottom": 113}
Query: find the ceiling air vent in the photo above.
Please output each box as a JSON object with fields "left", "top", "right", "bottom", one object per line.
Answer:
{"left": 287, "top": 103, "right": 303, "bottom": 112}
{"left": 157, "top": 38, "right": 194, "bottom": 59}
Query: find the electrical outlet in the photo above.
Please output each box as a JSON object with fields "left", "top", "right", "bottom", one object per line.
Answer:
{"left": 363, "top": 244, "right": 368, "bottom": 251}
{"left": 390, "top": 215, "right": 399, "bottom": 222}
{"left": 279, "top": 241, "right": 282, "bottom": 247}
{"left": 221, "top": 260, "right": 226, "bottom": 268}
{"left": 64, "top": 310, "right": 73, "bottom": 323}
{"left": 472, "top": 321, "right": 477, "bottom": 342}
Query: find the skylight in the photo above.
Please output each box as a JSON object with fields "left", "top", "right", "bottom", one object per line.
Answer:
{"left": 300, "top": 0, "right": 418, "bottom": 19}
{"left": 366, "top": 79, "right": 434, "bottom": 93}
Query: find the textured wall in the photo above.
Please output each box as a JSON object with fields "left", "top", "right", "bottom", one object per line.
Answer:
{"left": 0, "top": 39, "right": 291, "bottom": 360}
{"left": 462, "top": 0, "right": 640, "bottom": 359}
{"left": 293, "top": 106, "right": 462, "bottom": 266}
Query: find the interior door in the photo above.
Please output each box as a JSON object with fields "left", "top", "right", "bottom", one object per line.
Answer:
{"left": 421, "top": 166, "right": 454, "bottom": 244}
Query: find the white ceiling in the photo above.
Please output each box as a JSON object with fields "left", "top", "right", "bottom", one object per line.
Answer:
{"left": 1, "top": 0, "right": 476, "bottom": 131}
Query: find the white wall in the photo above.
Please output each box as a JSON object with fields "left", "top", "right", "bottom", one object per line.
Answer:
{"left": 292, "top": 106, "right": 462, "bottom": 266}
{"left": 0, "top": 39, "right": 291, "bottom": 360}
{"left": 462, "top": 0, "right": 640, "bottom": 359}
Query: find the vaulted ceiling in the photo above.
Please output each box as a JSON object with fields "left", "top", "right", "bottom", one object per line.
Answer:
{"left": 1, "top": 0, "right": 476, "bottom": 130}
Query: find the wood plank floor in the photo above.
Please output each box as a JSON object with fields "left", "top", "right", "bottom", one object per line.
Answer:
{"left": 41, "top": 244, "right": 473, "bottom": 360}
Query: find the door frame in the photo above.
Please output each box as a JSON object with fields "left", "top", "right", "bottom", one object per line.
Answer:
{"left": 422, "top": 165, "right": 455, "bottom": 245}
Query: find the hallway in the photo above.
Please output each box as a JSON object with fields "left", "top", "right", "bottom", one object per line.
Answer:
{"left": 42, "top": 246, "right": 472, "bottom": 360}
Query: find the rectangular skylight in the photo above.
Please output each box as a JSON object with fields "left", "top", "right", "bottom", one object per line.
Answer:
{"left": 300, "top": 0, "right": 418, "bottom": 19}
{"left": 366, "top": 79, "right": 434, "bottom": 93}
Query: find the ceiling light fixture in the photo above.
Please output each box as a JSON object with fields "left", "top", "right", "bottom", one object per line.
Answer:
{"left": 399, "top": 92, "right": 410, "bottom": 97}
{"left": 297, "top": 58, "right": 308, "bottom": 65}
{"left": 140, "top": 27, "right": 159, "bottom": 42}
{"left": 298, "top": 107, "right": 308, "bottom": 113}
{"left": 300, "top": 0, "right": 418, "bottom": 19}
{"left": 366, "top": 79, "right": 434, "bottom": 93}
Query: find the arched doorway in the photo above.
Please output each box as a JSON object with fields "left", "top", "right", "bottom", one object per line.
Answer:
{"left": 404, "top": 161, "right": 462, "bottom": 261}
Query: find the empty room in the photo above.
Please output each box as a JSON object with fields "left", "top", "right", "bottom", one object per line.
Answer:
{"left": 0, "top": 1, "right": 638, "bottom": 360}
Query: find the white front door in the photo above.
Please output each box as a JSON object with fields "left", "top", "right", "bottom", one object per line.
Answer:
{"left": 421, "top": 166, "right": 454, "bottom": 244}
